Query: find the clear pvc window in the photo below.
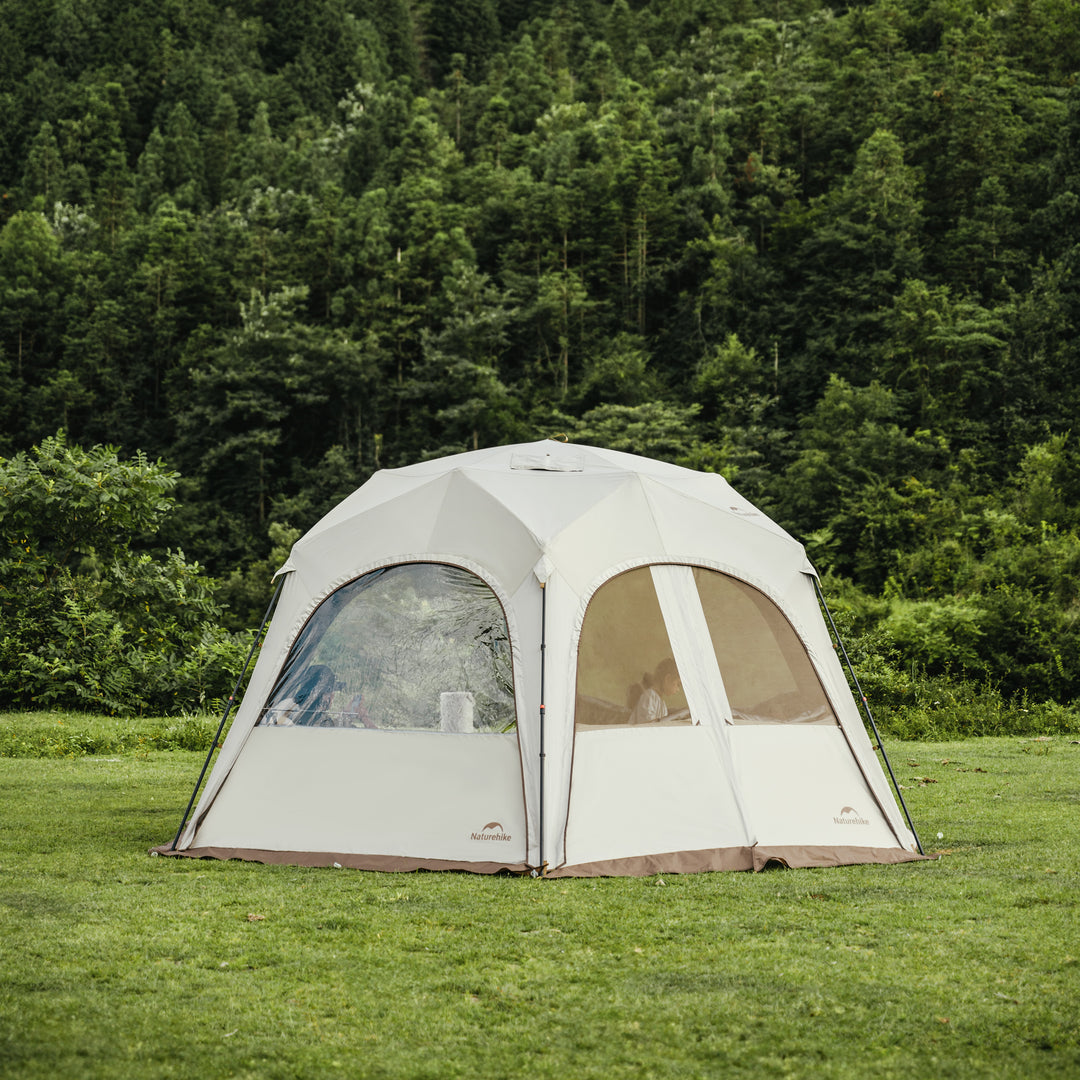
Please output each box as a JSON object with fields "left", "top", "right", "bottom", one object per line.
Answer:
{"left": 259, "top": 563, "right": 515, "bottom": 732}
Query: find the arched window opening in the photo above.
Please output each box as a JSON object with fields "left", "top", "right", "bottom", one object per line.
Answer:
{"left": 575, "top": 566, "right": 689, "bottom": 728}
{"left": 574, "top": 565, "right": 836, "bottom": 729}
{"left": 259, "top": 563, "right": 515, "bottom": 732}
{"left": 694, "top": 568, "right": 836, "bottom": 725}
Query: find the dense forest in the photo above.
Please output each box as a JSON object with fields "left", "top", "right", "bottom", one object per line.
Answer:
{"left": 1, "top": 0, "right": 1079, "bottom": 726}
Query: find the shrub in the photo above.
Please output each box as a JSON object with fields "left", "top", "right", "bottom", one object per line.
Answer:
{"left": 819, "top": 580, "right": 1080, "bottom": 738}
{"left": 0, "top": 433, "right": 248, "bottom": 715}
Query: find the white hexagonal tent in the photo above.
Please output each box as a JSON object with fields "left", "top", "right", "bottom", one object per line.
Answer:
{"left": 157, "top": 440, "right": 924, "bottom": 876}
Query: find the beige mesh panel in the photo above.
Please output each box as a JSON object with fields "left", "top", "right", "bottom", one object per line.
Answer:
{"left": 575, "top": 567, "right": 689, "bottom": 727}
{"left": 574, "top": 565, "right": 836, "bottom": 730}
{"left": 693, "top": 567, "right": 836, "bottom": 725}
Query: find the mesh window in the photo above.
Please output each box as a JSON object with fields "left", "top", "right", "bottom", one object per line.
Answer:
{"left": 693, "top": 568, "right": 837, "bottom": 725}
{"left": 575, "top": 566, "right": 690, "bottom": 727}
{"left": 259, "top": 563, "right": 515, "bottom": 732}
{"left": 574, "top": 565, "right": 837, "bottom": 729}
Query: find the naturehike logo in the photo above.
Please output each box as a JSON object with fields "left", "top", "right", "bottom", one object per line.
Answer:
{"left": 834, "top": 806, "right": 870, "bottom": 826}
{"left": 471, "top": 821, "right": 512, "bottom": 842}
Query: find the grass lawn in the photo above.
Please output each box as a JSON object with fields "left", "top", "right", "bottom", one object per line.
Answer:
{"left": 0, "top": 719, "right": 1077, "bottom": 1079}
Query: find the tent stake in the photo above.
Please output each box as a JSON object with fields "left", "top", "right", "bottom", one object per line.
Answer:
{"left": 536, "top": 580, "right": 547, "bottom": 876}
{"left": 813, "top": 577, "right": 924, "bottom": 855}
{"left": 169, "top": 575, "right": 285, "bottom": 851}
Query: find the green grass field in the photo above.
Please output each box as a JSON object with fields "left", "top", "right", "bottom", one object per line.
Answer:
{"left": 0, "top": 715, "right": 1077, "bottom": 1079}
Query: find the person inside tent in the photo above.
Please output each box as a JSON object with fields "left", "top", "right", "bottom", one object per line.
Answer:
{"left": 342, "top": 690, "right": 377, "bottom": 729}
{"left": 627, "top": 658, "right": 686, "bottom": 724}
{"left": 263, "top": 663, "right": 339, "bottom": 726}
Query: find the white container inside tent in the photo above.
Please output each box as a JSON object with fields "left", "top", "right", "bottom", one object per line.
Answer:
{"left": 157, "top": 440, "right": 925, "bottom": 876}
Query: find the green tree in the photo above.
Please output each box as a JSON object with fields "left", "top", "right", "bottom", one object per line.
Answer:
{"left": 20, "top": 122, "right": 65, "bottom": 206}
{"left": 0, "top": 210, "right": 65, "bottom": 408}
{"left": 589, "top": 80, "right": 677, "bottom": 333}
{"left": 235, "top": 102, "right": 283, "bottom": 191}
{"left": 174, "top": 285, "right": 375, "bottom": 563}
{"left": 777, "top": 375, "right": 944, "bottom": 587}
{"left": 424, "top": 0, "right": 501, "bottom": 83}
{"left": 913, "top": 18, "right": 1027, "bottom": 274}
{"left": 879, "top": 278, "right": 1008, "bottom": 436}
{"left": 562, "top": 399, "right": 707, "bottom": 465}
{"left": 575, "top": 331, "right": 662, "bottom": 411}
{"left": 532, "top": 269, "right": 594, "bottom": 397}
{"left": 162, "top": 101, "right": 206, "bottom": 209}
{"left": 403, "top": 260, "right": 521, "bottom": 453}
{"left": 134, "top": 126, "right": 167, "bottom": 212}
{"left": 793, "top": 128, "right": 924, "bottom": 392}
{"left": 691, "top": 332, "right": 782, "bottom": 495}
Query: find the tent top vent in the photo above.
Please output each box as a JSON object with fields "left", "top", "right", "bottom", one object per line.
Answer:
{"left": 510, "top": 451, "right": 584, "bottom": 473}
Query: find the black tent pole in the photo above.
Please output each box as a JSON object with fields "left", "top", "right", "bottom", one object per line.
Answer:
{"left": 536, "top": 580, "right": 547, "bottom": 877}
{"left": 813, "top": 577, "right": 924, "bottom": 856}
{"left": 169, "top": 575, "right": 285, "bottom": 851}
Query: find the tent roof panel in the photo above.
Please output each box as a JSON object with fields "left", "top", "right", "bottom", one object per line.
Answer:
{"left": 545, "top": 476, "right": 666, "bottom": 595}
{"left": 287, "top": 472, "right": 450, "bottom": 586}
{"left": 429, "top": 471, "right": 542, "bottom": 592}
{"left": 300, "top": 470, "right": 430, "bottom": 538}
{"left": 641, "top": 476, "right": 809, "bottom": 598}
{"left": 461, "top": 467, "right": 631, "bottom": 546}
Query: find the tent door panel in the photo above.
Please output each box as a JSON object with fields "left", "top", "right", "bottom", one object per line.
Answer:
{"left": 732, "top": 726, "right": 900, "bottom": 849}
{"left": 563, "top": 727, "right": 751, "bottom": 865}
{"left": 194, "top": 728, "right": 527, "bottom": 863}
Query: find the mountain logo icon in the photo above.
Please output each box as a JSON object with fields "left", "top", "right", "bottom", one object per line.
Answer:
{"left": 833, "top": 806, "right": 870, "bottom": 826}
{"left": 471, "top": 820, "right": 512, "bottom": 842}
